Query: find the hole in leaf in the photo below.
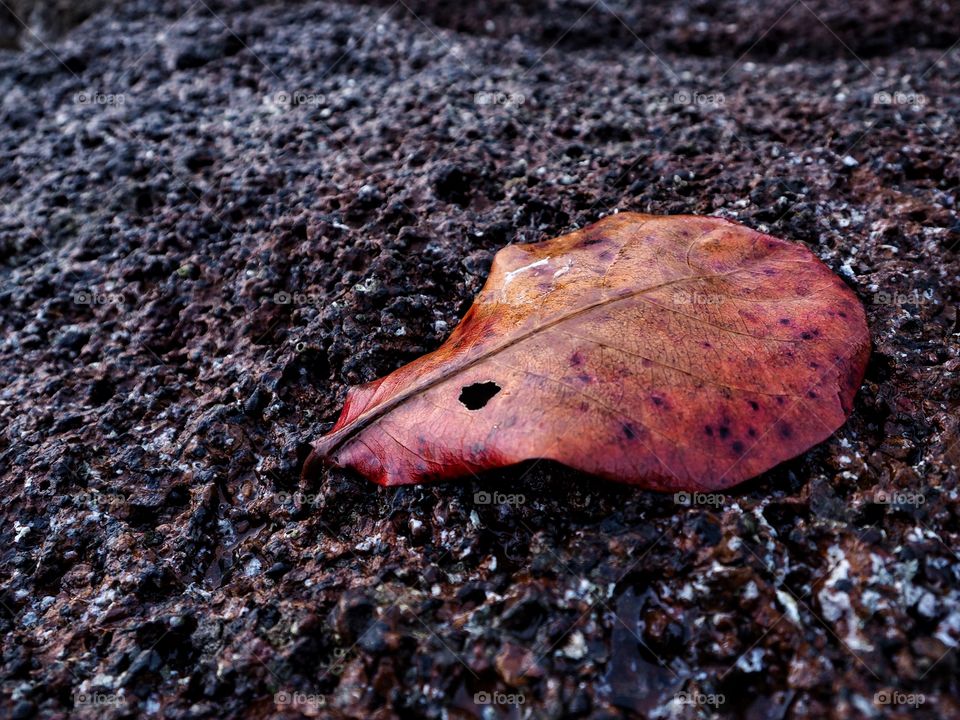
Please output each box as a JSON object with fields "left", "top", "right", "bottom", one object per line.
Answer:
{"left": 459, "top": 381, "right": 501, "bottom": 410}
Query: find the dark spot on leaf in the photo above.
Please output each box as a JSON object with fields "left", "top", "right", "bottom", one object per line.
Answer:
{"left": 779, "top": 318, "right": 790, "bottom": 325}
{"left": 651, "top": 395, "right": 665, "bottom": 407}
{"left": 732, "top": 441, "right": 745, "bottom": 454}
{"left": 807, "top": 390, "right": 817, "bottom": 398}
{"left": 459, "top": 381, "right": 501, "bottom": 410}
{"left": 779, "top": 423, "right": 793, "bottom": 439}
{"left": 838, "top": 311, "right": 847, "bottom": 318}
{"left": 801, "top": 332, "right": 813, "bottom": 340}
{"left": 570, "top": 351, "right": 584, "bottom": 366}
{"left": 621, "top": 422, "right": 637, "bottom": 440}
{"left": 705, "top": 425, "right": 714, "bottom": 436}
{"left": 748, "top": 428, "right": 757, "bottom": 437}
{"left": 776, "top": 397, "right": 786, "bottom": 405}
{"left": 718, "top": 426, "right": 730, "bottom": 439}
{"left": 748, "top": 400, "right": 759, "bottom": 411}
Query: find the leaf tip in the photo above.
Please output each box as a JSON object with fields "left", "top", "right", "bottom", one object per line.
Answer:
{"left": 300, "top": 446, "right": 326, "bottom": 482}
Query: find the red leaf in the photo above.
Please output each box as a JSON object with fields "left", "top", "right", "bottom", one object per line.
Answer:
{"left": 304, "top": 213, "right": 870, "bottom": 491}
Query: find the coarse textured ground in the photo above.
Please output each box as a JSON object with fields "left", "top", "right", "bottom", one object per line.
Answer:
{"left": 0, "top": 1, "right": 958, "bottom": 718}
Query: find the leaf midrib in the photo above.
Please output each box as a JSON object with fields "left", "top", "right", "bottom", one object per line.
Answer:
{"left": 316, "top": 269, "right": 743, "bottom": 457}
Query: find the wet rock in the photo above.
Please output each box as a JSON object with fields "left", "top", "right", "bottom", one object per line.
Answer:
{"left": 433, "top": 164, "right": 476, "bottom": 206}
{"left": 0, "top": 0, "right": 957, "bottom": 717}
{"left": 54, "top": 326, "right": 90, "bottom": 353}
{"left": 495, "top": 643, "right": 542, "bottom": 686}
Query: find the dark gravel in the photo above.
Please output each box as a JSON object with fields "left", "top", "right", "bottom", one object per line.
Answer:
{"left": 0, "top": 1, "right": 958, "bottom": 718}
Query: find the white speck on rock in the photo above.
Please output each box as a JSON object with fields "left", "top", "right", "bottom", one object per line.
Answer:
{"left": 736, "top": 648, "right": 764, "bottom": 673}
{"left": 917, "top": 592, "right": 938, "bottom": 618}
{"left": 244, "top": 557, "right": 262, "bottom": 577}
{"left": 819, "top": 544, "right": 873, "bottom": 651}
{"left": 934, "top": 608, "right": 960, "bottom": 647}
{"left": 14, "top": 521, "right": 30, "bottom": 543}
{"left": 776, "top": 590, "right": 802, "bottom": 626}
{"left": 562, "top": 632, "right": 588, "bottom": 659}
{"left": 354, "top": 536, "right": 378, "bottom": 552}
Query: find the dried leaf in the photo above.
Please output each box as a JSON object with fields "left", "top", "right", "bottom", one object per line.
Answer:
{"left": 305, "top": 213, "right": 870, "bottom": 491}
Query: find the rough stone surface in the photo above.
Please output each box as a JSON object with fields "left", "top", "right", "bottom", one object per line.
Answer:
{"left": 0, "top": 1, "right": 958, "bottom": 718}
